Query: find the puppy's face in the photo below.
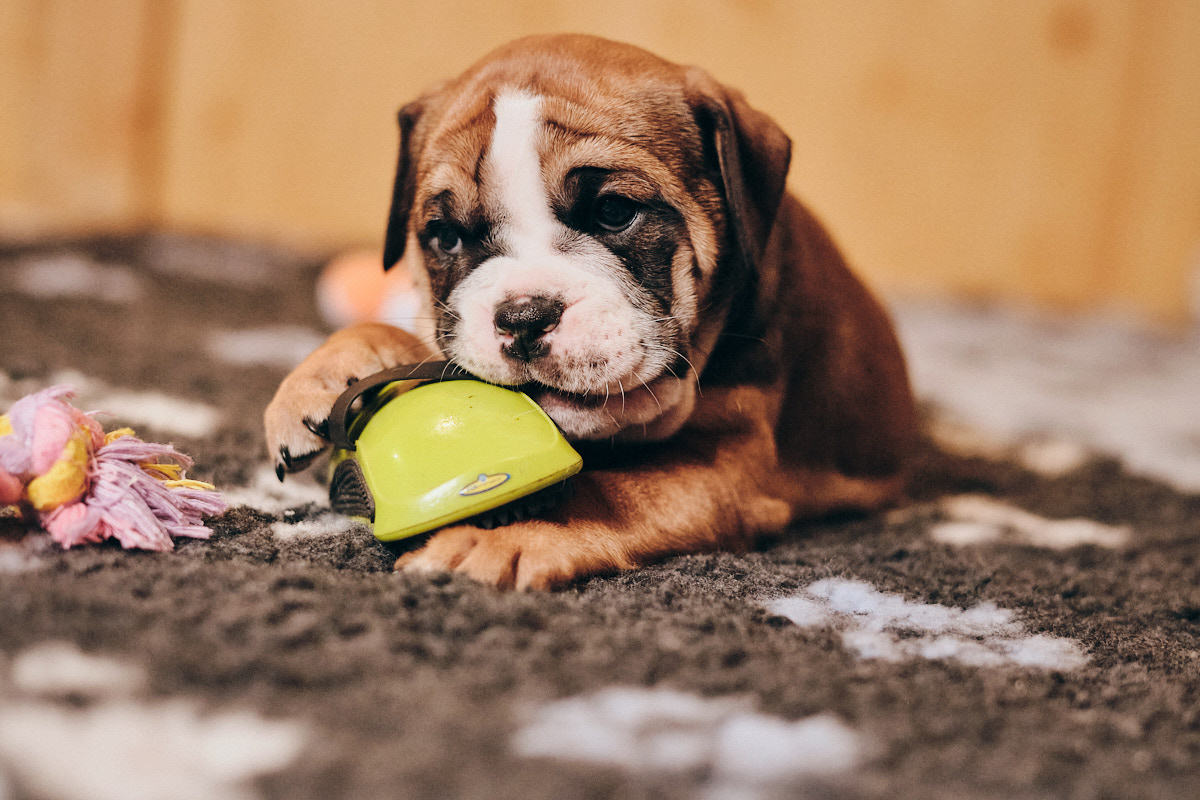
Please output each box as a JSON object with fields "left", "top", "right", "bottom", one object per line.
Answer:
{"left": 385, "top": 37, "right": 790, "bottom": 442}
{"left": 410, "top": 88, "right": 715, "bottom": 442}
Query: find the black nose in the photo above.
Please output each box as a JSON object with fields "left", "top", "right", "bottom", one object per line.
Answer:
{"left": 494, "top": 296, "right": 564, "bottom": 362}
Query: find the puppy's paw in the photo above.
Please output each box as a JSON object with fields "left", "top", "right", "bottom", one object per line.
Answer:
{"left": 264, "top": 323, "right": 436, "bottom": 479}
{"left": 263, "top": 371, "right": 348, "bottom": 480}
{"left": 396, "top": 522, "right": 623, "bottom": 591}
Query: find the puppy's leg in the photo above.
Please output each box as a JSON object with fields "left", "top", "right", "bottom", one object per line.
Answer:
{"left": 264, "top": 323, "right": 436, "bottom": 477}
{"left": 396, "top": 466, "right": 790, "bottom": 590}
{"left": 394, "top": 383, "right": 907, "bottom": 590}
{"left": 394, "top": 388, "right": 784, "bottom": 589}
{"left": 396, "top": 462, "right": 907, "bottom": 590}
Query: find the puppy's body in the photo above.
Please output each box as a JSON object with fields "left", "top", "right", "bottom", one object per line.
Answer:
{"left": 266, "top": 35, "right": 916, "bottom": 588}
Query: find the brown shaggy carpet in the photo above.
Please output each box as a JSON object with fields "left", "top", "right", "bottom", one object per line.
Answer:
{"left": 1, "top": 233, "right": 1198, "bottom": 800}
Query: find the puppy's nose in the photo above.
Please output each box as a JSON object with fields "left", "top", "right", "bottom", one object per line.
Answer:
{"left": 494, "top": 296, "right": 564, "bottom": 362}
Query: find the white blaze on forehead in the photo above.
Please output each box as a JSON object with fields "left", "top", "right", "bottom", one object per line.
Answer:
{"left": 488, "top": 89, "right": 559, "bottom": 256}
{"left": 449, "top": 87, "right": 648, "bottom": 389}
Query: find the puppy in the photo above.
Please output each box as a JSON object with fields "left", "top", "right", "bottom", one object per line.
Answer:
{"left": 265, "top": 34, "right": 917, "bottom": 589}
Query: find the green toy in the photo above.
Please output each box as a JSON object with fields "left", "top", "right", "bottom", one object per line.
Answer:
{"left": 327, "top": 362, "right": 582, "bottom": 542}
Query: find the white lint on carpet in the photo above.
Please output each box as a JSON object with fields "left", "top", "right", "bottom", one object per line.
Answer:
{"left": 0, "top": 532, "right": 54, "bottom": 574}
{"left": 513, "top": 686, "right": 866, "bottom": 794}
{"left": 6, "top": 252, "right": 144, "bottom": 304}
{"left": 10, "top": 642, "right": 147, "bottom": 700}
{"left": 0, "top": 643, "right": 306, "bottom": 800}
{"left": 895, "top": 302, "right": 1200, "bottom": 491}
{"left": 931, "top": 494, "right": 1131, "bottom": 549}
{"left": 0, "top": 371, "right": 222, "bottom": 439}
{"left": 270, "top": 511, "right": 364, "bottom": 540}
{"left": 766, "top": 578, "right": 1088, "bottom": 670}
{"left": 206, "top": 326, "right": 327, "bottom": 369}
{"left": 222, "top": 464, "right": 329, "bottom": 514}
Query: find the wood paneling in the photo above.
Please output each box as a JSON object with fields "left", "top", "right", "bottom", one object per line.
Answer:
{"left": 0, "top": 0, "right": 168, "bottom": 236}
{"left": 1099, "top": 1, "right": 1200, "bottom": 323}
{"left": 2, "top": 0, "right": 1198, "bottom": 322}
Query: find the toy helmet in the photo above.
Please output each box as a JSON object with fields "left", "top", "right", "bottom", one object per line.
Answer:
{"left": 327, "top": 362, "right": 582, "bottom": 542}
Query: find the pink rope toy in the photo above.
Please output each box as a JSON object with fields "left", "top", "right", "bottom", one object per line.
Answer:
{"left": 0, "top": 385, "right": 227, "bottom": 551}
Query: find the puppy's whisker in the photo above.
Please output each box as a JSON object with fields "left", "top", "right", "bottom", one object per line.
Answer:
{"left": 644, "top": 342, "right": 700, "bottom": 386}
{"left": 412, "top": 334, "right": 447, "bottom": 351}
{"left": 643, "top": 379, "right": 663, "bottom": 415}
{"left": 668, "top": 348, "right": 699, "bottom": 381}
{"left": 379, "top": 314, "right": 444, "bottom": 325}
{"left": 398, "top": 352, "right": 454, "bottom": 378}
{"left": 716, "top": 331, "right": 767, "bottom": 344}
{"left": 433, "top": 299, "right": 460, "bottom": 320}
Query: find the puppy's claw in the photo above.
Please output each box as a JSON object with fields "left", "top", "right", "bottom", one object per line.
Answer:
{"left": 276, "top": 444, "right": 325, "bottom": 477}
{"left": 302, "top": 416, "right": 330, "bottom": 440}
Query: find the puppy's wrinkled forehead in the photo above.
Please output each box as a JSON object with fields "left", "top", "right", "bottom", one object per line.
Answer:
{"left": 411, "top": 53, "right": 718, "bottom": 244}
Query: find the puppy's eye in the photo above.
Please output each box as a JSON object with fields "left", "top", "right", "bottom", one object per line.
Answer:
{"left": 428, "top": 222, "right": 463, "bottom": 256}
{"left": 593, "top": 195, "right": 640, "bottom": 233}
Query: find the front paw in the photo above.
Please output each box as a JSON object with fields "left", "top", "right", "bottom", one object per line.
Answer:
{"left": 263, "top": 372, "right": 346, "bottom": 480}
{"left": 264, "top": 323, "right": 436, "bottom": 479}
{"left": 396, "top": 522, "right": 625, "bottom": 590}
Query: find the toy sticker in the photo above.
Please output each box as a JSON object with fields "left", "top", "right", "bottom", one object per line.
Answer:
{"left": 459, "top": 473, "right": 511, "bottom": 496}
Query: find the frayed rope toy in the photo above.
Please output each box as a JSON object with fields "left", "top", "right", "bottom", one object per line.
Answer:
{"left": 0, "top": 385, "right": 227, "bottom": 551}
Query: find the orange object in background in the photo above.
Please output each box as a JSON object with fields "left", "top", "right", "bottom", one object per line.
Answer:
{"left": 316, "top": 250, "right": 422, "bottom": 331}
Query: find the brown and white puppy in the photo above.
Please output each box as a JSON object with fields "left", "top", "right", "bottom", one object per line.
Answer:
{"left": 265, "top": 34, "right": 917, "bottom": 589}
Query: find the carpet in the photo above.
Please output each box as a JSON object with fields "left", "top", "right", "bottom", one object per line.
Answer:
{"left": 1, "top": 233, "right": 1198, "bottom": 800}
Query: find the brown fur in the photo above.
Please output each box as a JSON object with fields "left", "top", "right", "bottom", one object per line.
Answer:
{"left": 264, "top": 35, "right": 917, "bottom": 589}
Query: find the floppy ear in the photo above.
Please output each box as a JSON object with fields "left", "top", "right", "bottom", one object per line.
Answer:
{"left": 382, "top": 99, "right": 427, "bottom": 271}
{"left": 687, "top": 69, "right": 792, "bottom": 273}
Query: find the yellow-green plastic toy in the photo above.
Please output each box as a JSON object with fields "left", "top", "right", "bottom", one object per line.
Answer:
{"left": 327, "top": 362, "right": 582, "bottom": 542}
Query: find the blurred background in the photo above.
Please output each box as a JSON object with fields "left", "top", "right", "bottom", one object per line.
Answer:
{"left": 2, "top": 0, "right": 1198, "bottom": 324}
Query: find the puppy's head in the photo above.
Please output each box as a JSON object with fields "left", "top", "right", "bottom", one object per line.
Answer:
{"left": 383, "top": 35, "right": 790, "bottom": 441}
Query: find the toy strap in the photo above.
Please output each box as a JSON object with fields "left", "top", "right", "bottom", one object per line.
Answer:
{"left": 328, "top": 361, "right": 474, "bottom": 451}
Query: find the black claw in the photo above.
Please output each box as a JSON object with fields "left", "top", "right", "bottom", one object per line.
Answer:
{"left": 276, "top": 443, "right": 325, "bottom": 477}
{"left": 302, "top": 416, "right": 330, "bottom": 440}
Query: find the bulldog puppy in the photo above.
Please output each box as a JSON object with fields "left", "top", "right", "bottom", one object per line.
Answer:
{"left": 265, "top": 34, "right": 917, "bottom": 589}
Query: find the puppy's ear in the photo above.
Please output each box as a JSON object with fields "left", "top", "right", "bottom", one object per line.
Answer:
{"left": 687, "top": 69, "right": 792, "bottom": 272}
{"left": 382, "top": 99, "right": 427, "bottom": 271}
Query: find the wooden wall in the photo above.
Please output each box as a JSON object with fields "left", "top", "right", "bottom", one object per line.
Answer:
{"left": 2, "top": 0, "right": 1198, "bottom": 322}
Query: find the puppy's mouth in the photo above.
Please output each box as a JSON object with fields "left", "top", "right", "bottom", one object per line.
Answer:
{"left": 518, "top": 380, "right": 651, "bottom": 410}
{"left": 530, "top": 387, "right": 606, "bottom": 409}
{"left": 444, "top": 348, "right": 693, "bottom": 440}
{"left": 526, "top": 372, "right": 685, "bottom": 433}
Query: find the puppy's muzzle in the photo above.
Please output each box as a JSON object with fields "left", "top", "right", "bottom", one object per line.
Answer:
{"left": 494, "top": 295, "right": 564, "bottom": 363}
